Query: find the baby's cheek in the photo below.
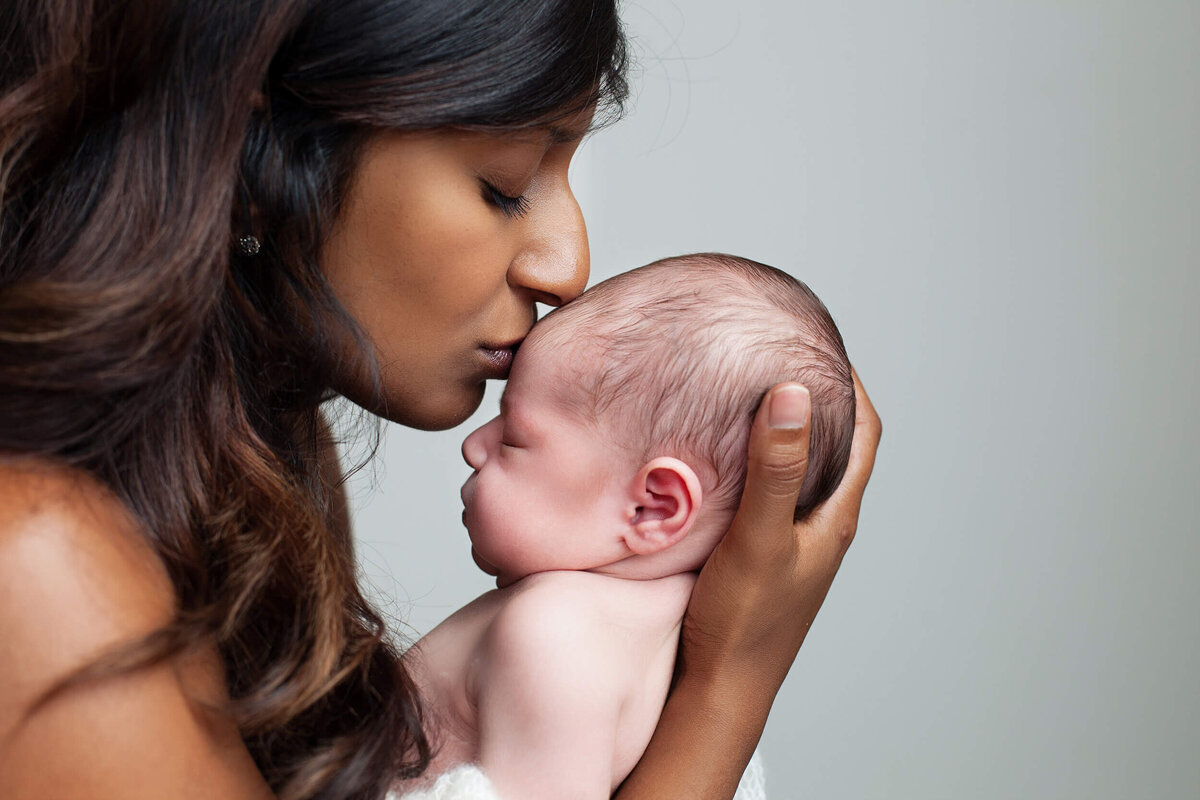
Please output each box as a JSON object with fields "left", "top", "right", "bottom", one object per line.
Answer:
{"left": 469, "top": 486, "right": 519, "bottom": 558}
{"left": 478, "top": 523, "right": 542, "bottom": 579}
{"left": 463, "top": 480, "right": 495, "bottom": 539}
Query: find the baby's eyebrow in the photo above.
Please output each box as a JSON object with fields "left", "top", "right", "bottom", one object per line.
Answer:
{"left": 497, "top": 393, "right": 538, "bottom": 441}
{"left": 498, "top": 393, "right": 523, "bottom": 432}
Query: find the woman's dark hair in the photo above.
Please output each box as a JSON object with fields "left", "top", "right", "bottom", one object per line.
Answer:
{"left": 0, "top": 2, "right": 627, "bottom": 799}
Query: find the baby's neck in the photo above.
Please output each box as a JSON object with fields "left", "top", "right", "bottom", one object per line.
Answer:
{"left": 589, "top": 514, "right": 728, "bottom": 582}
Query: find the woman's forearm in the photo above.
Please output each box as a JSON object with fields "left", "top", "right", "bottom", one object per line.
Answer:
{"left": 614, "top": 664, "right": 774, "bottom": 800}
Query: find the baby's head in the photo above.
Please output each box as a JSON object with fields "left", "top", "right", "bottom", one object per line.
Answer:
{"left": 460, "top": 254, "right": 855, "bottom": 586}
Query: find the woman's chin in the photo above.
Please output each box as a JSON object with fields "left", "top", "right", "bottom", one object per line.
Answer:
{"left": 354, "top": 381, "right": 487, "bottom": 431}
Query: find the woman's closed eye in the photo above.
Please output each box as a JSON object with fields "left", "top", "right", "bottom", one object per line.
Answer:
{"left": 482, "top": 180, "right": 531, "bottom": 219}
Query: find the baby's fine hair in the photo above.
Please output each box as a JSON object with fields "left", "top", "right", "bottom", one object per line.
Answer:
{"left": 532, "top": 253, "right": 856, "bottom": 521}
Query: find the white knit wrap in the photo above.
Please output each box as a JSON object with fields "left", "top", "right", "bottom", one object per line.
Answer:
{"left": 389, "top": 749, "right": 767, "bottom": 800}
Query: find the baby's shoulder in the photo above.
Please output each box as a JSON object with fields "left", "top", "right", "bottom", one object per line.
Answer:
{"left": 490, "top": 572, "right": 614, "bottom": 641}
{"left": 508, "top": 569, "right": 623, "bottom": 603}
{"left": 499, "top": 571, "right": 691, "bottom": 639}
{"left": 475, "top": 575, "right": 633, "bottom": 713}
{"left": 482, "top": 573, "right": 631, "bottom": 672}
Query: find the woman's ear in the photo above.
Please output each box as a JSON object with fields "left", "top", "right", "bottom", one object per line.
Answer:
{"left": 624, "top": 457, "right": 703, "bottom": 555}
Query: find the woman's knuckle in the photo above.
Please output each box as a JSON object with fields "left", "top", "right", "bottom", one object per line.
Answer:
{"left": 756, "top": 453, "right": 807, "bottom": 484}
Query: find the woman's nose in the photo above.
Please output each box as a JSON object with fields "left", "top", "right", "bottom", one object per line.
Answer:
{"left": 461, "top": 417, "right": 498, "bottom": 469}
{"left": 509, "top": 184, "right": 589, "bottom": 306}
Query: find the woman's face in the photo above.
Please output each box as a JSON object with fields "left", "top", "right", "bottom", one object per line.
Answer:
{"left": 319, "top": 114, "right": 591, "bottom": 430}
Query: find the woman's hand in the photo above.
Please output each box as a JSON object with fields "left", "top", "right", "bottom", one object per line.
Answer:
{"left": 682, "top": 369, "right": 880, "bottom": 689}
{"left": 615, "top": 370, "right": 880, "bottom": 800}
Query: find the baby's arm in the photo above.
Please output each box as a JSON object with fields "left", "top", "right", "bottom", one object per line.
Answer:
{"left": 474, "top": 584, "right": 625, "bottom": 800}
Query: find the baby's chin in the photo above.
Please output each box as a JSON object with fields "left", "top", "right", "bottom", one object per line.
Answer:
{"left": 470, "top": 547, "right": 529, "bottom": 589}
{"left": 470, "top": 545, "right": 497, "bottom": 574}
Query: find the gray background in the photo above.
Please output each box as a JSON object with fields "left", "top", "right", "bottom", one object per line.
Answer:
{"left": 343, "top": 2, "right": 1200, "bottom": 797}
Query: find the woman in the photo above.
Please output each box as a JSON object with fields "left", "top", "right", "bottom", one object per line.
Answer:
{"left": 0, "top": 1, "right": 880, "bottom": 799}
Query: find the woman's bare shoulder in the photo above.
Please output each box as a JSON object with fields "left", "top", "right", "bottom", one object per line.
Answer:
{"left": 0, "top": 456, "right": 173, "bottom": 629}
{"left": 0, "top": 458, "right": 273, "bottom": 798}
{"left": 0, "top": 456, "right": 175, "bottom": 708}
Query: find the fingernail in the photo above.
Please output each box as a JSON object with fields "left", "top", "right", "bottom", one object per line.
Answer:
{"left": 770, "top": 385, "right": 810, "bottom": 429}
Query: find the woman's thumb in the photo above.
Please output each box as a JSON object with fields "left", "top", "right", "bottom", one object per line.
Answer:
{"left": 735, "top": 383, "right": 812, "bottom": 538}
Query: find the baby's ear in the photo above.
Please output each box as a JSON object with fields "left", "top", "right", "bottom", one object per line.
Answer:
{"left": 623, "top": 457, "right": 703, "bottom": 555}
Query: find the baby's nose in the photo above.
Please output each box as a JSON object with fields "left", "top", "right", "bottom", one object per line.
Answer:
{"left": 461, "top": 419, "right": 493, "bottom": 469}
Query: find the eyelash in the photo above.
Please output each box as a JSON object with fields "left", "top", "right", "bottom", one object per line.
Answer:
{"left": 483, "top": 181, "right": 531, "bottom": 219}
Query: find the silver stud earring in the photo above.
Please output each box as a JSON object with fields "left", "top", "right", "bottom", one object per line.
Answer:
{"left": 237, "top": 234, "right": 261, "bottom": 256}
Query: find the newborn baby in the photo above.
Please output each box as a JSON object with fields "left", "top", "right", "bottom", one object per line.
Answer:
{"left": 399, "top": 253, "right": 856, "bottom": 800}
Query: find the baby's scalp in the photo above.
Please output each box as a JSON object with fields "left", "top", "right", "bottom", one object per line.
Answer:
{"left": 529, "top": 253, "right": 856, "bottom": 522}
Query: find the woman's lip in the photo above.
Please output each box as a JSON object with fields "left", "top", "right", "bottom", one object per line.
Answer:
{"left": 477, "top": 346, "right": 514, "bottom": 378}
{"left": 481, "top": 336, "right": 525, "bottom": 352}
{"left": 477, "top": 338, "right": 522, "bottom": 378}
